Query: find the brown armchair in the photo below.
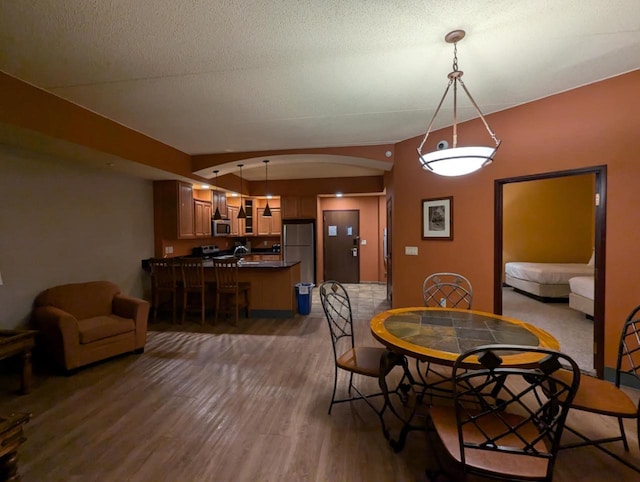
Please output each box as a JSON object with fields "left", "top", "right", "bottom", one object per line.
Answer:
{"left": 32, "top": 281, "right": 149, "bottom": 372}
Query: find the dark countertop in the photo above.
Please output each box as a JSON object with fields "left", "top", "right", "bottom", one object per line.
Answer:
{"left": 204, "top": 258, "right": 299, "bottom": 269}
{"left": 141, "top": 252, "right": 286, "bottom": 273}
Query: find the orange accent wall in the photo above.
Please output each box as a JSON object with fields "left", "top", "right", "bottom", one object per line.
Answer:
{"left": 318, "top": 196, "right": 385, "bottom": 283}
{"left": 0, "top": 72, "right": 195, "bottom": 178}
{"left": 390, "top": 69, "right": 640, "bottom": 368}
{"left": 503, "top": 175, "right": 595, "bottom": 268}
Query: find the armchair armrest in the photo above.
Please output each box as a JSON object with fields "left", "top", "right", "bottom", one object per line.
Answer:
{"left": 32, "top": 306, "right": 80, "bottom": 369}
{"left": 113, "top": 294, "right": 150, "bottom": 348}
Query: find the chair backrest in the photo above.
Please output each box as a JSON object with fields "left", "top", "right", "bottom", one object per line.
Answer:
{"left": 33, "top": 281, "right": 120, "bottom": 319}
{"left": 451, "top": 344, "right": 580, "bottom": 480}
{"left": 212, "top": 257, "right": 239, "bottom": 291}
{"left": 179, "top": 258, "right": 204, "bottom": 289}
{"left": 319, "top": 281, "right": 355, "bottom": 360}
{"left": 616, "top": 304, "right": 640, "bottom": 387}
{"left": 149, "top": 258, "right": 176, "bottom": 289}
{"left": 423, "top": 272, "right": 472, "bottom": 308}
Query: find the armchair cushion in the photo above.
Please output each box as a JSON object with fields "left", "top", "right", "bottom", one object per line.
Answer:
{"left": 34, "top": 281, "right": 121, "bottom": 320}
{"left": 78, "top": 315, "right": 135, "bottom": 344}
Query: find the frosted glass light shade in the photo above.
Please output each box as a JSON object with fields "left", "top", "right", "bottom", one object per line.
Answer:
{"left": 418, "top": 145, "right": 499, "bottom": 177}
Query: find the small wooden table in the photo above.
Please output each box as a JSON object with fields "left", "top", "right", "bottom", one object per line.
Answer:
{"left": 0, "top": 412, "right": 31, "bottom": 481}
{"left": 0, "top": 330, "right": 37, "bottom": 394}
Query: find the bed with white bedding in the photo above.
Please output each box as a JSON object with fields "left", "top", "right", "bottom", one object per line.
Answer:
{"left": 504, "top": 261, "right": 594, "bottom": 300}
{"left": 569, "top": 275, "right": 594, "bottom": 316}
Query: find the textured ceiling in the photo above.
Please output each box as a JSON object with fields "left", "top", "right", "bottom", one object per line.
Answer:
{"left": 1, "top": 0, "right": 639, "bottom": 181}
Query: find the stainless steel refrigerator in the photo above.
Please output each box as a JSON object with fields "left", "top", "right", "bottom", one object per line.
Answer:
{"left": 283, "top": 222, "right": 315, "bottom": 284}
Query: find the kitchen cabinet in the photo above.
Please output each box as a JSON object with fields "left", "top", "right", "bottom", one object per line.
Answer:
{"left": 194, "top": 200, "right": 212, "bottom": 237}
{"left": 179, "top": 182, "right": 195, "bottom": 237}
{"left": 153, "top": 180, "right": 195, "bottom": 240}
{"left": 212, "top": 190, "right": 227, "bottom": 219}
{"left": 227, "top": 205, "right": 240, "bottom": 236}
{"left": 256, "top": 207, "right": 282, "bottom": 235}
{"left": 282, "top": 196, "right": 316, "bottom": 219}
{"left": 243, "top": 199, "right": 254, "bottom": 236}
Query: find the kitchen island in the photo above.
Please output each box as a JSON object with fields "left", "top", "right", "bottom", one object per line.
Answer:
{"left": 204, "top": 258, "right": 301, "bottom": 318}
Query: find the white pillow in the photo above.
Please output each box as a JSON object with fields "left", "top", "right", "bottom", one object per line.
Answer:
{"left": 588, "top": 249, "right": 595, "bottom": 266}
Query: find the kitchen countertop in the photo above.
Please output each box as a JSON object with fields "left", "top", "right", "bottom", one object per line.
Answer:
{"left": 204, "top": 258, "right": 299, "bottom": 269}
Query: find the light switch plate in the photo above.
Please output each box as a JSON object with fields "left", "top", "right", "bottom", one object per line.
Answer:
{"left": 361, "top": 239, "right": 367, "bottom": 245}
{"left": 165, "top": 246, "right": 174, "bottom": 254}
{"left": 405, "top": 246, "right": 418, "bottom": 256}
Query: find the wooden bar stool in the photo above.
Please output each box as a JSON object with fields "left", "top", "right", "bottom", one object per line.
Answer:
{"left": 178, "top": 258, "right": 206, "bottom": 325}
{"left": 149, "top": 258, "right": 178, "bottom": 323}
{"left": 213, "top": 258, "right": 250, "bottom": 325}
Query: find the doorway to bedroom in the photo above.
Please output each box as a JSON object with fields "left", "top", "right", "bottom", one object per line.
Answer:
{"left": 494, "top": 166, "right": 607, "bottom": 377}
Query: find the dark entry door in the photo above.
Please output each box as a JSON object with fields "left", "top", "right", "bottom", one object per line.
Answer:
{"left": 323, "top": 210, "right": 359, "bottom": 283}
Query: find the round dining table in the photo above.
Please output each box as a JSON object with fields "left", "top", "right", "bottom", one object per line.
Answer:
{"left": 370, "top": 306, "right": 560, "bottom": 367}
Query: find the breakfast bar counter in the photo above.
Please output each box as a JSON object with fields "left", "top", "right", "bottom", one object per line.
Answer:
{"left": 204, "top": 259, "right": 301, "bottom": 317}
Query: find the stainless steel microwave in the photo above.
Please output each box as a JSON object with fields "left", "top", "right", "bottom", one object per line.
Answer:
{"left": 212, "top": 219, "right": 231, "bottom": 236}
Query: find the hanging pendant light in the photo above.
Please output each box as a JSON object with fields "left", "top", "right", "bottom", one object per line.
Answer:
{"left": 212, "top": 169, "right": 223, "bottom": 220}
{"left": 417, "top": 29, "right": 501, "bottom": 176}
{"left": 237, "top": 164, "right": 246, "bottom": 219}
{"left": 263, "top": 159, "right": 272, "bottom": 217}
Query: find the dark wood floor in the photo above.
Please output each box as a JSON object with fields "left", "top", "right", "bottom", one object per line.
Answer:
{"left": 1, "top": 284, "right": 639, "bottom": 481}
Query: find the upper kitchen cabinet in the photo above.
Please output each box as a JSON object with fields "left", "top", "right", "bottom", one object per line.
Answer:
{"left": 256, "top": 207, "right": 282, "bottom": 235}
{"left": 212, "top": 190, "right": 227, "bottom": 219}
{"left": 153, "top": 180, "right": 195, "bottom": 239}
{"left": 194, "top": 199, "right": 212, "bottom": 237}
{"left": 243, "top": 199, "right": 254, "bottom": 236}
{"left": 226, "top": 197, "right": 253, "bottom": 236}
{"left": 282, "top": 196, "right": 317, "bottom": 220}
{"left": 227, "top": 205, "right": 240, "bottom": 236}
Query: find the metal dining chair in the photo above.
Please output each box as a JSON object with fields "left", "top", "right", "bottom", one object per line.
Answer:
{"left": 556, "top": 304, "right": 640, "bottom": 473}
{"left": 422, "top": 272, "right": 473, "bottom": 308}
{"left": 420, "top": 272, "right": 473, "bottom": 398}
{"left": 319, "top": 280, "right": 411, "bottom": 441}
{"left": 427, "top": 344, "right": 581, "bottom": 482}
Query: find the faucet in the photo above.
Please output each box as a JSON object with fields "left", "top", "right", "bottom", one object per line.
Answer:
{"left": 233, "top": 245, "right": 248, "bottom": 257}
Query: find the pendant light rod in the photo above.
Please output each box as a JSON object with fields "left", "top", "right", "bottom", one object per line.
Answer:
{"left": 237, "top": 164, "right": 246, "bottom": 219}
{"left": 263, "top": 159, "right": 272, "bottom": 217}
{"left": 212, "top": 169, "right": 222, "bottom": 220}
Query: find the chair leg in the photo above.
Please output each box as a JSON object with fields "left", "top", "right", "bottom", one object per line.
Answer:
{"left": 171, "top": 291, "right": 176, "bottom": 324}
{"left": 152, "top": 290, "right": 159, "bottom": 322}
{"left": 328, "top": 365, "right": 339, "bottom": 415}
{"left": 234, "top": 293, "right": 239, "bottom": 325}
{"left": 214, "top": 292, "right": 219, "bottom": 324}
{"left": 182, "top": 291, "right": 187, "bottom": 324}
{"left": 200, "top": 288, "right": 205, "bottom": 325}
{"left": 619, "top": 417, "right": 629, "bottom": 451}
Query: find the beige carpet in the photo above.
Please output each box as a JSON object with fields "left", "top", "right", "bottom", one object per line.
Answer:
{"left": 502, "top": 286, "right": 594, "bottom": 374}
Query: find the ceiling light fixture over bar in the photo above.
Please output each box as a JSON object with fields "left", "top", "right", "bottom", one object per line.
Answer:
{"left": 417, "top": 29, "right": 501, "bottom": 176}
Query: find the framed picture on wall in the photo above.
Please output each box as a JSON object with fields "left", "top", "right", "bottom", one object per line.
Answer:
{"left": 422, "top": 196, "right": 453, "bottom": 240}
